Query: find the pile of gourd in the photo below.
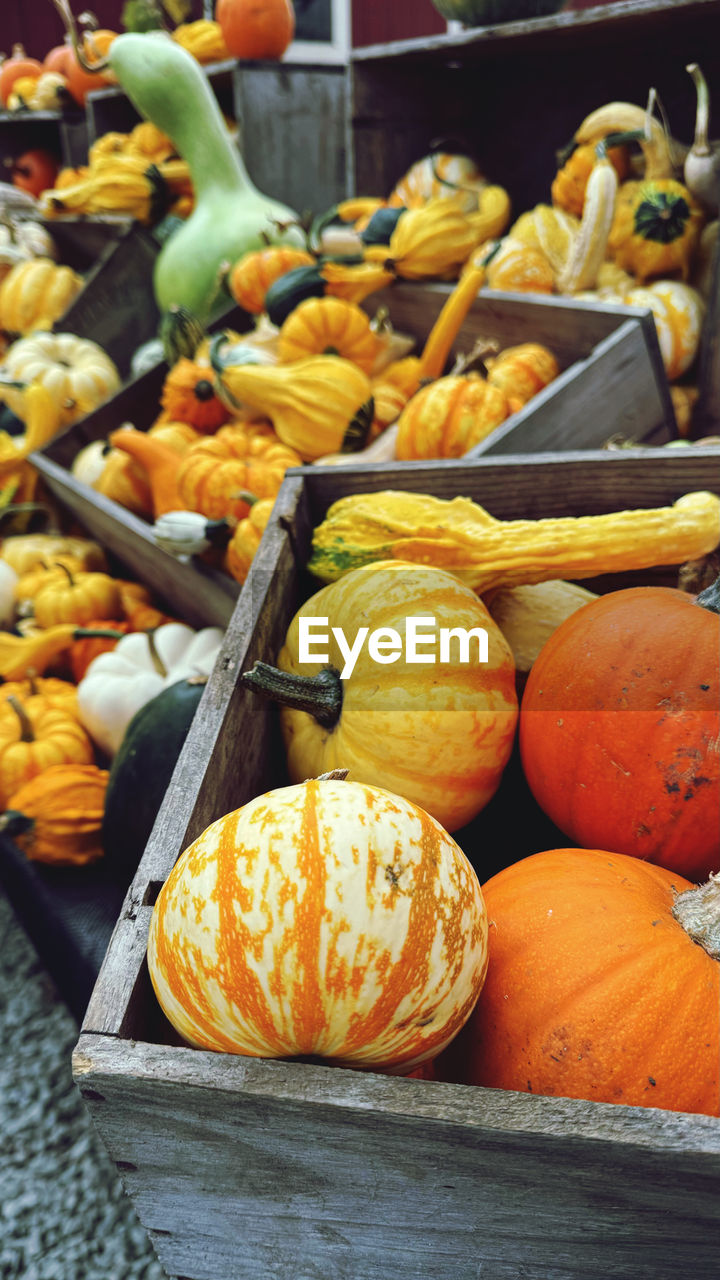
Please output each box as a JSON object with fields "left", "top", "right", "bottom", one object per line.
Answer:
{"left": 0, "top": 522, "right": 223, "bottom": 881}
{"left": 474, "top": 81, "right": 719, "bottom": 391}
{"left": 145, "top": 482, "right": 720, "bottom": 1117}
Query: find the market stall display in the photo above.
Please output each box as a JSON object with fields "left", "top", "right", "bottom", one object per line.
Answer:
{"left": 0, "top": 4, "right": 718, "bottom": 1280}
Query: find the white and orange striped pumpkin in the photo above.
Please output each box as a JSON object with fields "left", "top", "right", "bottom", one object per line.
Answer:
{"left": 147, "top": 774, "right": 489, "bottom": 1072}
{"left": 261, "top": 561, "right": 519, "bottom": 833}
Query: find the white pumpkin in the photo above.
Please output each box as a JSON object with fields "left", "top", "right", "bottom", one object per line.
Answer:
{"left": 0, "top": 332, "right": 121, "bottom": 427}
{"left": 0, "top": 219, "right": 56, "bottom": 260}
{"left": 624, "top": 281, "right": 706, "bottom": 382}
{"left": 76, "top": 622, "right": 224, "bottom": 757}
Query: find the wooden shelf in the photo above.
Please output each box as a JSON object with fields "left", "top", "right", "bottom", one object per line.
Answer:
{"left": 351, "top": 0, "right": 720, "bottom": 64}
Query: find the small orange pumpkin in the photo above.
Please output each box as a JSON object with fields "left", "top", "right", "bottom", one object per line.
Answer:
{"left": 176, "top": 423, "right": 302, "bottom": 520}
{"left": 277, "top": 297, "right": 381, "bottom": 374}
{"left": 437, "top": 848, "right": 720, "bottom": 1117}
{"left": 68, "top": 619, "right": 130, "bottom": 683}
{"left": 160, "top": 358, "right": 232, "bottom": 433}
{"left": 551, "top": 141, "right": 631, "bottom": 217}
{"left": 395, "top": 372, "right": 511, "bottom": 459}
{"left": 228, "top": 246, "right": 314, "bottom": 314}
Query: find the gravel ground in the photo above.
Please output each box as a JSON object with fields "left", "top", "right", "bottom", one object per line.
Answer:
{"left": 0, "top": 884, "right": 168, "bottom": 1280}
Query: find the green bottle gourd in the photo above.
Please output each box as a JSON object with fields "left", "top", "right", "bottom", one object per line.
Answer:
{"left": 104, "top": 33, "right": 304, "bottom": 322}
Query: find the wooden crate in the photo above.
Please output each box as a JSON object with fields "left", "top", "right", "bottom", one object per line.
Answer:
{"left": 74, "top": 449, "right": 720, "bottom": 1280}
{"left": 31, "top": 284, "right": 671, "bottom": 631}
{"left": 366, "top": 283, "right": 675, "bottom": 453}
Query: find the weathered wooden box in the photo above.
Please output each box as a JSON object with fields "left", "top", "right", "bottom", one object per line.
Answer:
{"left": 30, "top": 284, "right": 673, "bottom": 632}
{"left": 368, "top": 283, "right": 675, "bottom": 454}
{"left": 74, "top": 450, "right": 720, "bottom": 1280}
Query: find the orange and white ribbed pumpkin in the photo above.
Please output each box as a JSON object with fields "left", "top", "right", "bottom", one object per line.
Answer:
{"left": 146, "top": 774, "right": 489, "bottom": 1072}
{"left": 623, "top": 281, "right": 705, "bottom": 382}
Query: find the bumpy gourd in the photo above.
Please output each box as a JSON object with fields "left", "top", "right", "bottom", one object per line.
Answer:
{"left": 308, "top": 490, "right": 720, "bottom": 592}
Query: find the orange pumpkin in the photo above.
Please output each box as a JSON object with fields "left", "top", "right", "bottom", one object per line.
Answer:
{"left": 395, "top": 372, "right": 510, "bottom": 459}
{"left": 437, "top": 848, "right": 720, "bottom": 1117}
{"left": 519, "top": 576, "right": 720, "bottom": 882}
{"left": 0, "top": 45, "right": 43, "bottom": 106}
{"left": 2, "top": 763, "right": 109, "bottom": 866}
{"left": 160, "top": 358, "right": 232, "bottom": 433}
{"left": 216, "top": 0, "right": 295, "bottom": 61}
{"left": 176, "top": 423, "right": 302, "bottom": 520}
{"left": 224, "top": 497, "right": 274, "bottom": 583}
{"left": 63, "top": 30, "right": 118, "bottom": 106}
{"left": 0, "top": 693, "right": 95, "bottom": 807}
{"left": 146, "top": 774, "right": 489, "bottom": 1072}
{"left": 551, "top": 141, "right": 631, "bottom": 217}
{"left": 278, "top": 297, "right": 381, "bottom": 374}
{"left": 228, "top": 246, "right": 314, "bottom": 314}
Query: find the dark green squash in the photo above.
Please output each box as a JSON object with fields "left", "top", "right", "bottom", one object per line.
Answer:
{"left": 360, "top": 206, "right": 406, "bottom": 246}
{"left": 101, "top": 675, "right": 207, "bottom": 884}
{"left": 263, "top": 263, "right": 328, "bottom": 327}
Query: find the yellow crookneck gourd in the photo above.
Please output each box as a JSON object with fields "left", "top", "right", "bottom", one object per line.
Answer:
{"left": 308, "top": 489, "right": 720, "bottom": 594}
{"left": 210, "top": 336, "right": 374, "bottom": 462}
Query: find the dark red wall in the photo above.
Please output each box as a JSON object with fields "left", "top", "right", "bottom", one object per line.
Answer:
{"left": 0, "top": 1, "right": 204, "bottom": 61}
{"left": 352, "top": 1, "right": 446, "bottom": 47}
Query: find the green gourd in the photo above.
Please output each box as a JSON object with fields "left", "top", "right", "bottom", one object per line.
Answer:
{"left": 108, "top": 34, "right": 304, "bottom": 322}
{"left": 51, "top": 8, "right": 304, "bottom": 323}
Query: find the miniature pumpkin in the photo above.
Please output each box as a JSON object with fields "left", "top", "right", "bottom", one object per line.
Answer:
{"left": 0, "top": 693, "right": 95, "bottom": 806}
{"left": 0, "top": 258, "right": 83, "bottom": 336}
{"left": 0, "top": 45, "right": 43, "bottom": 105}
{"left": 485, "top": 343, "right": 560, "bottom": 409}
{"left": 63, "top": 29, "right": 118, "bottom": 106}
{"left": 484, "top": 237, "right": 555, "bottom": 294}
{"left": 395, "top": 372, "right": 510, "bottom": 459}
{"left": 224, "top": 496, "right": 274, "bottom": 583}
{"left": 228, "top": 246, "right": 314, "bottom": 314}
{"left": 146, "top": 773, "right": 489, "bottom": 1071}
{"left": 216, "top": 0, "right": 295, "bottom": 60}
{"left": 0, "top": 675, "right": 77, "bottom": 711}
{"left": 13, "top": 556, "right": 87, "bottom": 608}
{"left": 160, "top": 357, "right": 232, "bottom": 433}
{"left": 33, "top": 566, "right": 123, "bottom": 629}
{"left": 77, "top": 622, "right": 224, "bottom": 757}
{"left": 277, "top": 297, "right": 381, "bottom": 373}
{"left": 0, "top": 532, "right": 107, "bottom": 577}
{"left": 608, "top": 178, "right": 706, "bottom": 282}
{"left": 9, "top": 148, "right": 60, "bottom": 198}
{"left": 0, "top": 332, "right": 121, "bottom": 428}
{"left": 437, "top": 848, "right": 720, "bottom": 1117}
{"left": 551, "top": 140, "right": 631, "bottom": 217}
{"left": 1, "top": 763, "right": 109, "bottom": 866}
{"left": 519, "top": 576, "right": 720, "bottom": 881}
{"left": 176, "top": 424, "right": 301, "bottom": 520}
{"left": 242, "top": 560, "right": 518, "bottom": 832}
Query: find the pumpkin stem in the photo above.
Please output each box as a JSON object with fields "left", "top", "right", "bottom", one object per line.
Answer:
{"left": 671, "top": 873, "right": 720, "bottom": 960}
{"left": 6, "top": 694, "right": 34, "bottom": 743}
{"left": 316, "top": 769, "right": 350, "bottom": 781}
{"left": 0, "top": 810, "right": 34, "bottom": 838}
{"left": 695, "top": 572, "right": 720, "bottom": 615}
{"left": 241, "top": 660, "right": 342, "bottom": 730}
{"left": 146, "top": 629, "right": 168, "bottom": 678}
{"left": 73, "top": 626, "right": 128, "bottom": 640}
{"left": 687, "top": 64, "right": 711, "bottom": 156}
